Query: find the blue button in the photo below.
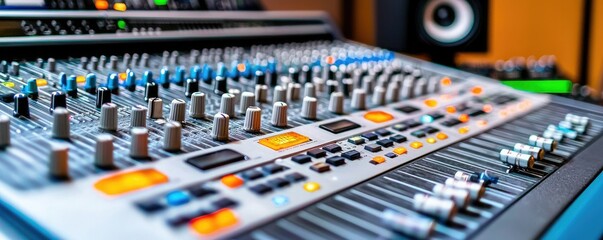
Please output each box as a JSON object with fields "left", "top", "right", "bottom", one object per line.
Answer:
{"left": 420, "top": 114, "right": 434, "bottom": 123}
{"left": 272, "top": 195, "right": 289, "bottom": 207}
{"left": 165, "top": 191, "right": 190, "bottom": 206}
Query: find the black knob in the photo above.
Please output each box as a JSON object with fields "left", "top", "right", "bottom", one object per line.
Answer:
{"left": 253, "top": 70, "right": 265, "bottom": 85}
{"left": 328, "top": 65, "right": 337, "bottom": 81}
{"left": 13, "top": 93, "right": 30, "bottom": 118}
{"left": 49, "top": 91, "right": 67, "bottom": 113}
{"left": 213, "top": 76, "right": 227, "bottom": 94}
{"left": 288, "top": 67, "right": 300, "bottom": 83}
{"left": 144, "top": 82, "right": 158, "bottom": 102}
{"left": 269, "top": 70, "right": 278, "bottom": 88}
{"left": 185, "top": 78, "right": 199, "bottom": 98}
{"left": 302, "top": 65, "right": 312, "bottom": 84}
{"left": 96, "top": 87, "right": 112, "bottom": 108}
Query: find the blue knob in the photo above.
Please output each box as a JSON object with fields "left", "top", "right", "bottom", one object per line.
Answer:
{"left": 160, "top": 67, "right": 170, "bottom": 88}
{"left": 124, "top": 70, "right": 136, "bottom": 91}
{"left": 172, "top": 66, "right": 185, "bottom": 86}
{"left": 84, "top": 73, "right": 97, "bottom": 94}
{"left": 23, "top": 78, "right": 39, "bottom": 99}
{"left": 229, "top": 61, "right": 239, "bottom": 79}
{"left": 142, "top": 71, "right": 153, "bottom": 85}
{"left": 66, "top": 75, "right": 78, "bottom": 97}
{"left": 58, "top": 72, "right": 67, "bottom": 89}
{"left": 201, "top": 64, "right": 213, "bottom": 84}
{"left": 190, "top": 65, "right": 201, "bottom": 80}
{"left": 107, "top": 73, "right": 119, "bottom": 93}
{"left": 216, "top": 63, "right": 227, "bottom": 79}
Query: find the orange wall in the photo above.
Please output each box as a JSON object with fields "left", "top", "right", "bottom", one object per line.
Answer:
{"left": 590, "top": 0, "right": 603, "bottom": 94}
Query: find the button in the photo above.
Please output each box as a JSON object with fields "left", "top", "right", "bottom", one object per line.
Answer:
{"left": 385, "top": 152, "right": 397, "bottom": 158}
{"left": 429, "top": 112, "right": 445, "bottom": 120}
{"left": 319, "top": 119, "right": 361, "bottom": 134}
{"left": 94, "top": 169, "right": 169, "bottom": 196}
{"left": 303, "top": 182, "right": 321, "bottom": 192}
{"left": 403, "top": 119, "right": 422, "bottom": 128}
{"left": 241, "top": 169, "right": 264, "bottom": 180}
{"left": 136, "top": 199, "right": 165, "bottom": 213}
{"left": 258, "top": 132, "right": 310, "bottom": 151}
{"left": 249, "top": 184, "right": 272, "bottom": 195}
{"left": 390, "top": 134, "right": 407, "bottom": 143}
{"left": 221, "top": 174, "right": 244, "bottom": 188}
{"left": 212, "top": 198, "right": 238, "bottom": 209}
{"left": 468, "top": 108, "right": 486, "bottom": 116}
{"left": 326, "top": 156, "right": 346, "bottom": 166}
{"left": 310, "top": 162, "right": 331, "bottom": 173}
{"left": 441, "top": 118, "right": 461, "bottom": 127}
{"left": 361, "top": 132, "right": 379, "bottom": 141}
{"left": 411, "top": 130, "right": 426, "bottom": 138}
{"left": 396, "top": 105, "right": 419, "bottom": 113}
{"left": 268, "top": 178, "right": 290, "bottom": 188}
{"left": 322, "top": 144, "right": 342, "bottom": 153}
{"left": 166, "top": 191, "right": 191, "bottom": 206}
{"left": 375, "top": 129, "right": 392, "bottom": 136}
{"left": 426, "top": 138, "right": 437, "bottom": 144}
{"left": 458, "top": 126, "right": 470, "bottom": 134}
{"left": 370, "top": 156, "right": 386, "bottom": 165}
{"left": 423, "top": 127, "right": 440, "bottom": 134}
{"left": 377, "top": 139, "right": 394, "bottom": 147}
{"left": 188, "top": 186, "right": 217, "bottom": 198}
{"left": 186, "top": 149, "right": 246, "bottom": 171}
{"left": 436, "top": 132, "right": 448, "bottom": 140}
{"left": 341, "top": 150, "right": 361, "bottom": 160}
{"left": 285, "top": 172, "right": 307, "bottom": 182}
{"left": 424, "top": 99, "right": 438, "bottom": 107}
{"left": 364, "top": 110, "right": 394, "bottom": 123}
{"left": 348, "top": 136, "right": 365, "bottom": 145}
{"left": 291, "top": 155, "right": 312, "bottom": 164}
{"left": 393, "top": 147, "right": 408, "bottom": 155}
{"left": 392, "top": 123, "right": 408, "bottom": 131}
{"left": 307, "top": 149, "right": 327, "bottom": 158}
{"left": 189, "top": 208, "right": 238, "bottom": 235}
{"left": 262, "top": 163, "right": 285, "bottom": 174}
{"left": 364, "top": 144, "right": 382, "bottom": 152}
{"left": 410, "top": 141, "right": 423, "bottom": 149}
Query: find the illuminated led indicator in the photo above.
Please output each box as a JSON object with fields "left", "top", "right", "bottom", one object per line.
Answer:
{"left": 436, "top": 132, "right": 448, "bottom": 140}
{"left": 477, "top": 120, "right": 488, "bottom": 127}
{"left": 458, "top": 114, "right": 470, "bottom": 123}
{"left": 426, "top": 138, "right": 437, "bottom": 144}
{"left": 154, "top": 0, "right": 169, "bottom": 6}
{"left": 236, "top": 63, "right": 246, "bottom": 72}
{"left": 117, "top": 20, "right": 127, "bottom": 30}
{"left": 420, "top": 115, "right": 434, "bottom": 124}
{"left": 113, "top": 2, "right": 127, "bottom": 11}
{"left": 459, "top": 127, "right": 470, "bottom": 134}
{"left": 393, "top": 147, "right": 407, "bottom": 155}
{"left": 303, "top": 182, "right": 321, "bottom": 192}
{"left": 258, "top": 132, "right": 310, "bottom": 151}
{"left": 441, "top": 77, "right": 452, "bottom": 86}
{"left": 94, "top": 169, "right": 168, "bottom": 195}
{"left": 35, "top": 79, "right": 48, "bottom": 87}
{"left": 410, "top": 141, "right": 423, "bottom": 149}
{"left": 364, "top": 110, "right": 394, "bottom": 123}
{"left": 95, "top": 0, "right": 109, "bottom": 10}
{"left": 272, "top": 195, "right": 289, "bottom": 207}
{"left": 325, "top": 56, "right": 335, "bottom": 65}
{"left": 76, "top": 75, "right": 86, "bottom": 83}
{"left": 2, "top": 82, "right": 15, "bottom": 88}
{"left": 189, "top": 208, "right": 238, "bottom": 235}
{"left": 119, "top": 72, "right": 127, "bottom": 81}
{"left": 424, "top": 99, "right": 438, "bottom": 108}
{"left": 446, "top": 106, "right": 456, "bottom": 114}
{"left": 221, "top": 174, "right": 243, "bottom": 188}
{"left": 370, "top": 156, "right": 386, "bottom": 164}
{"left": 482, "top": 104, "right": 493, "bottom": 113}
{"left": 471, "top": 86, "right": 483, "bottom": 95}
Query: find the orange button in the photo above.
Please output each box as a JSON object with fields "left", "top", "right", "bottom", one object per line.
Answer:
{"left": 459, "top": 126, "right": 470, "bottom": 134}
{"left": 190, "top": 208, "right": 238, "bottom": 235}
{"left": 458, "top": 114, "right": 470, "bottom": 123}
{"left": 95, "top": 0, "right": 109, "bottom": 10}
{"left": 471, "top": 86, "right": 483, "bottom": 95}
{"left": 364, "top": 110, "right": 394, "bottom": 123}
{"left": 410, "top": 141, "right": 423, "bottom": 149}
{"left": 371, "top": 156, "right": 386, "bottom": 164}
{"left": 76, "top": 75, "right": 86, "bottom": 83}
{"left": 424, "top": 99, "right": 438, "bottom": 108}
{"left": 482, "top": 104, "right": 493, "bottom": 113}
{"left": 221, "top": 174, "right": 243, "bottom": 188}
{"left": 236, "top": 63, "right": 246, "bottom": 72}
{"left": 393, "top": 147, "right": 407, "bottom": 155}
{"left": 436, "top": 132, "right": 448, "bottom": 140}
{"left": 445, "top": 106, "right": 456, "bottom": 114}
{"left": 94, "top": 169, "right": 168, "bottom": 195}
{"left": 258, "top": 132, "right": 310, "bottom": 151}
{"left": 441, "top": 77, "right": 452, "bottom": 86}
{"left": 36, "top": 79, "right": 48, "bottom": 87}
{"left": 119, "top": 72, "right": 127, "bottom": 81}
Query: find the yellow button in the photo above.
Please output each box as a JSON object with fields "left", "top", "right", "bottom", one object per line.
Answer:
{"left": 459, "top": 126, "right": 470, "bottom": 134}
{"left": 371, "top": 156, "right": 386, "bottom": 164}
{"left": 303, "top": 182, "right": 321, "bottom": 192}
{"left": 436, "top": 132, "right": 448, "bottom": 140}
{"left": 364, "top": 110, "right": 394, "bottom": 123}
{"left": 76, "top": 75, "right": 86, "bottom": 83}
{"left": 393, "top": 147, "right": 407, "bottom": 155}
{"left": 410, "top": 141, "right": 423, "bottom": 149}
{"left": 426, "top": 138, "right": 436, "bottom": 144}
{"left": 441, "top": 77, "right": 452, "bottom": 86}
{"left": 424, "top": 99, "right": 438, "bottom": 108}
{"left": 2, "top": 82, "right": 15, "bottom": 88}
{"left": 94, "top": 169, "right": 168, "bottom": 195}
{"left": 119, "top": 72, "right": 128, "bottom": 81}
{"left": 221, "top": 174, "right": 244, "bottom": 188}
{"left": 113, "top": 2, "right": 127, "bottom": 11}
{"left": 35, "top": 79, "right": 48, "bottom": 87}
{"left": 258, "top": 132, "right": 310, "bottom": 151}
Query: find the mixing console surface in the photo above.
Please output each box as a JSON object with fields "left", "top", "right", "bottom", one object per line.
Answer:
{"left": 0, "top": 11, "right": 602, "bottom": 240}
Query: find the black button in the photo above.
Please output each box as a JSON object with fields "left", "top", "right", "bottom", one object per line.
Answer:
{"left": 396, "top": 105, "right": 419, "bottom": 113}
{"left": 136, "top": 200, "right": 165, "bottom": 213}
{"left": 341, "top": 150, "right": 361, "bottom": 160}
{"left": 429, "top": 112, "right": 445, "bottom": 120}
{"left": 441, "top": 118, "right": 461, "bottom": 127}
{"left": 404, "top": 120, "right": 422, "bottom": 128}
{"left": 385, "top": 152, "right": 397, "bottom": 158}
{"left": 376, "top": 139, "right": 394, "bottom": 147}
{"left": 319, "top": 119, "right": 361, "bottom": 134}
{"left": 390, "top": 134, "right": 407, "bottom": 143}
{"left": 291, "top": 155, "right": 312, "bottom": 164}
{"left": 326, "top": 156, "right": 346, "bottom": 166}
{"left": 411, "top": 130, "right": 426, "bottom": 138}
{"left": 423, "top": 126, "right": 440, "bottom": 134}
{"left": 186, "top": 149, "right": 245, "bottom": 171}
{"left": 364, "top": 144, "right": 382, "bottom": 152}
{"left": 212, "top": 198, "right": 238, "bottom": 209}
{"left": 310, "top": 162, "right": 331, "bottom": 173}
{"left": 166, "top": 214, "right": 192, "bottom": 226}
{"left": 241, "top": 169, "right": 264, "bottom": 180}
{"left": 375, "top": 129, "right": 392, "bottom": 136}
{"left": 322, "top": 144, "right": 342, "bottom": 153}
{"left": 468, "top": 109, "right": 485, "bottom": 116}
{"left": 187, "top": 186, "right": 217, "bottom": 198}
{"left": 392, "top": 123, "right": 408, "bottom": 132}
{"left": 268, "top": 178, "right": 290, "bottom": 188}
{"left": 307, "top": 149, "right": 327, "bottom": 158}
{"left": 361, "top": 132, "right": 379, "bottom": 140}
{"left": 285, "top": 172, "right": 307, "bottom": 182}
{"left": 491, "top": 95, "right": 517, "bottom": 104}
{"left": 249, "top": 184, "right": 272, "bottom": 195}
{"left": 262, "top": 164, "right": 285, "bottom": 174}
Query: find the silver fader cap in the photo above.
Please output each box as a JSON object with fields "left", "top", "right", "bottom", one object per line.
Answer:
{"left": 287, "top": 83, "right": 301, "bottom": 102}
{"left": 499, "top": 149, "right": 534, "bottom": 169}
{"left": 381, "top": 209, "right": 435, "bottom": 239}
{"left": 351, "top": 89, "right": 366, "bottom": 110}
{"left": 212, "top": 113, "right": 229, "bottom": 141}
{"left": 147, "top": 98, "right": 163, "bottom": 119}
{"left": 433, "top": 184, "right": 471, "bottom": 209}
{"left": 444, "top": 178, "right": 485, "bottom": 201}
{"left": 243, "top": 106, "right": 262, "bottom": 133}
{"left": 130, "top": 105, "right": 147, "bottom": 128}
{"left": 300, "top": 97, "right": 317, "bottom": 120}
{"left": 255, "top": 84, "right": 268, "bottom": 103}
{"left": 0, "top": 115, "right": 10, "bottom": 148}
{"left": 99, "top": 103, "right": 118, "bottom": 131}
{"left": 52, "top": 107, "right": 70, "bottom": 139}
{"left": 273, "top": 85, "right": 287, "bottom": 103}
{"left": 130, "top": 127, "right": 149, "bottom": 159}
{"left": 401, "top": 75, "right": 414, "bottom": 99}
{"left": 513, "top": 143, "right": 544, "bottom": 160}
{"left": 387, "top": 81, "right": 400, "bottom": 102}
{"left": 95, "top": 134, "right": 114, "bottom": 168}
{"left": 271, "top": 102, "right": 288, "bottom": 127}
{"left": 189, "top": 92, "right": 205, "bottom": 119}
{"left": 328, "top": 92, "right": 344, "bottom": 114}
{"left": 303, "top": 82, "right": 316, "bottom": 98}
{"left": 413, "top": 77, "right": 427, "bottom": 97}
{"left": 163, "top": 121, "right": 182, "bottom": 151}
{"left": 168, "top": 99, "right": 186, "bottom": 122}
{"left": 239, "top": 92, "right": 255, "bottom": 114}
{"left": 372, "top": 86, "right": 386, "bottom": 106}
{"left": 219, "top": 93, "right": 236, "bottom": 118}
{"left": 528, "top": 135, "right": 557, "bottom": 152}
{"left": 413, "top": 194, "right": 457, "bottom": 222}
{"left": 49, "top": 144, "right": 69, "bottom": 178}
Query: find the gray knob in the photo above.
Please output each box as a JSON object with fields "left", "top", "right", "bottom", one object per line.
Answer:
{"left": 49, "top": 144, "right": 69, "bottom": 178}
{"left": 255, "top": 84, "right": 268, "bottom": 103}
{"left": 169, "top": 99, "right": 186, "bottom": 122}
{"left": 300, "top": 97, "right": 317, "bottom": 120}
{"left": 362, "top": 75, "right": 374, "bottom": 95}
{"left": 287, "top": 83, "right": 301, "bottom": 102}
{"left": 147, "top": 98, "right": 163, "bottom": 119}
{"left": 271, "top": 102, "right": 288, "bottom": 127}
{"left": 219, "top": 93, "right": 236, "bottom": 118}
{"left": 109, "top": 55, "right": 118, "bottom": 70}
{"left": 312, "top": 77, "right": 325, "bottom": 93}
{"left": 414, "top": 77, "right": 427, "bottom": 97}
{"left": 212, "top": 113, "right": 229, "bottom": 141}
{"left": 189, "top": 92, "right": 205, "bottom": 119}
{"left": 273, "top": 85, "right": 287, "bottom": 103}
{"left": 377, "top": 75, "right": 389, "bottom": 88}
{"left": 342, "top": 78, "right": 354, "bottom": 97}
{"left": 130, "top": 105, "right": 147, "bottom": 128}
{"left": 52, "top": 107, "right": 70, "bottom": 139}
{"left": 163, "top": 121, "right": 182, "bottom": 151}
{"left": 100, "top": 103, "right": 118, "bottom": 131}
{"left": 0, "top": 115, "right": 10, "bottom": 148}
{"left": 140, "top": 53, "right": 150, "bottom": 68}
{"left": 326, "top": 80, "right": 339, "bottom": 95}
{"left": 351, "top": 89, "right": 367, "bottom": 110}
{"left": 387, "top": 82, "right": 400, "bottom": 103}
{"left": 329, "top": 92, "right": 344, "bottom": 114}
{"left": 228, "top": 88, "right": 241, "bottom": 103}
{"left": 427, "top": 76, "right": 441, "bottom": 93}
{"left": 130, "top": 127, "right": 149, "bottom": 158}
{"left": 11, "top": 61, "right": 19, "bottom": 76}
{"left": 304, "top": 82, "right": 316, "bottom": 98}
{"left": 243, "top": 106, "right": 262, "bottom": 133}
{"left": 401, "top": 75, "right": 415, "bottom": 99}
{"left": 239, "top": 92, "right": 255, "bottom": 114}
{"left": 95, "top": 134, "right": 114, "bottom": 168}
{"left": 373, "top": 86, "right": 386, "bottom": 106}
{"left": 47, "top": 58, "right": 56, "bottom": 72}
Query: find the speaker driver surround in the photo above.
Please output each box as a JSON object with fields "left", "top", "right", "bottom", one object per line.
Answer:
{"left": 422, "top": 0, "right": 476, "bottom": 45}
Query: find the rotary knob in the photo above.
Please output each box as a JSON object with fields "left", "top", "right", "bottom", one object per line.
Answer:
{"left": 273, "top": 85, "right": 286, "bottom": 103}
{"left": 47, "top": 58, "right": 56, "bottom": 72}
{"left": 271, "top": 102, "right": 288, "bottom": 127}
{"left": 212, "top": 113, "right": 230, "bottom": 141}
{"left": 49, "top": 144, "right": 69, "bottom": 179}
{"left": 189, "top": 92, "right": 205, "bottom": 119}
{"left": 287, "top": 83, "right": 301, "bottom": 102}
{"left": 13, "top": 93, "right": 30, "bottom": 118}
{"left": 239, "top": 92, "right": 255, "bottom": 114}
{"left": 373, "top": 86, "right": 386, "bottom": 106}
{"left": 351, "top": 89, "right": 366, "bottom": 110}
{"left": 328, "top": 92, "right": 344, "bottom": 114}
{"left": 304, "top": 82, "right": 316, "bottom": 98}
{"left": 255, "top": 84, "right": 268, "bottom": 103}
{"left": 219, "top": 93, "right": 236, "bottom": 118}
{"left": 130, "top": 127, "right": 149, "bottom": 159}
{"left": 130, "top": 105, "right": 147, "bottom": 128}
{"left": 163, "top": 121, "right": 182, "bottom": 152}
{"left": 387, "top": 81, "right": 400, "bottom": 102}
{"left": 99, "top": 103, "right": 118, "bottom": 131}
{"left": 168, "top": 99, "right": 186, "bottom": 122}
{"left": 49, "top": 91, "right": 67, "bottom": 113}
{"left": 52, "top": 107, "right": 70, "bottom": 139}
{"left": 0, "top": 115, "right": 10, "bottom": 148}
{"left": 243, "top": 106, "right": 262, "bottom": 133}
{"left": 96, "top": 87, "right": 112, "bottom": 108}
{"left": 147, "top": 98, "right": 163, "bottom": 119}
{"left": 144, "top": 82, "right": 159, "bottom": 102}
{"left": 95, "top": 134, "right": 114, "bottom": 168}
{"left": 300, "top": 96, "right": 318, "bottom": 120}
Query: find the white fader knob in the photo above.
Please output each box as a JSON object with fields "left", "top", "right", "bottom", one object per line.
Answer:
{"left": 328, "top": 92, "right": 344, "bottom": 114}
{"left": 189, "top": 92, "right": 205, "bottom": 119}
{"left": 169, "top": 99, "right": 186, "bottom": 122}
{"left": 243, "top": 106, "right": 262, "bottom": 133}
{"left": 52, "top": 107, "right": 70, "bottom": 139}
{"left": 239, "top": 92, "right": 255, "bottom": 114}
{"left": 255, "top": 84, "right": 268, "bottom": 103}
{"left": 287, "top": 83, "right": 301, "bottom": 102}
{"left": 413, "top": 194, "right": 456, "bottom": 222}
{"left": 528, "top": 135, "right": 557, "bottom": 152}
{"left": 212, "top": 113, "right": 229, "bottom": 141}
{"left": 163, "top": 121, "right": 182, "bottom": 151}
{"left": 381, "top": 209, "right": 435, "bottom": 239}
{"left": 49, "top": 144, "right": 69, "bottom": 178}
{"left": 304, "top": 82, "right": 316, "bottom": 98}
{"left": 273, "top": 85, "right": 287, "bottom": 103}
{"left": 271, "top": 102, "right": 288, "bottom": 127}
{"left": 351, "top": 89, "right": 366, "bottom": 110}
{"left": 219, "top": 93, "right": 236, "bottom": 118}
{"left": 444, "top": 178, "right": 485, "bottom": 201}
{"left": 300, "top": 97, "right": 317, "bottom": 120}
{"left": 372, "top": 86, "right": 386, "bottom": 106}
{"left": 499, "top": 149, "right": 534, "bottom": 169}
{"left": 130, "top": 105, "right": 147, "bottom": 128}
{"left": 147, "top": 98, "right": 163, "bottom": 119}
{"left": 95, "top": 134, "right": 114, "bottom": 168}
{"left": 432, "top": 184, "right": 470, "bottom": 209}
{"left": 387, "top": 81, "right": 400, "bottom": 102}
{"left": 0, "top": 115, "right": 10, "bottom": 148}
{"left": 99, "top": 103, "right": 118, "bottom": 131}
{"left": 130, "top": 127, "right": 149, "bottom": 159}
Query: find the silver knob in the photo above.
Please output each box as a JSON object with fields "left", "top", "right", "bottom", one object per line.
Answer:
{"left": 147, "top": 98, "right": 163, "bottom": 119}
{"left": 95, "top": 134, "right": 114, "bottom": 168}
{"left": 312, "top": 77, "right": 325, "bottom": 93}
{"left": 255, "top": 84, "right": 268, "bottom": 103}
{"left": 300, "top": 97, "right": 317, "bottom": 120}
{"left": 239, "top": 92, "right": 255, "bottom": 114}
{"left": 273, "top": 85, "right": 286, "bottom": 103}
{"left": 47, "top": 58, "right": 56, "bottom": 72}
{"left": 304, "top": 82, "right": 316, "bottom": 98}
{"left": 52, "top": 107, "right": 70, "bottom": 139}
{"left": 362, "top": 75, "right": 374, "bottom": 95}
{"left": 49, "top": 144, "right": 69, "bottom": 178}
{"left": 414, "top": 77, "right": 427, "bottom": 97}
{"left": 212, "top": 113, "right": 229, "bottom": 141}
{"left": 387, "top": 81, "right": 400, "bottom": 102}
{"left": 329, "top": 92, "right": 344, "bottom": 114}
{"left": 271, "top": 102, "right": 288, "bottom": 127}
{"left": 228, "top": 88, "right": 241, "bottom": 103}
{"left": 99, "top": 103, "right": 118, "bottom": 131}
{"left": 401, "top": 75, "right": 414, "bottom": 99}
{"left": 130, "top": 105, "right": 147, "bottom": 128}
{"left": 351, "top": 89, "right": 366, "bottom": 110}
{"left": 168, "top": 99, "right": 186, "bottom": 122}
{"left": 0, "top": 115, "right": 9, "bottom": 148}
{"left": 189, "top": 92, "right": 205, "bottom": 119}
{"left": 219, "top": 93, "right": 236, "bottom": 118}
{"left": 130, "top": 127, "right": 149, "bottom": 159}
{"left": 427, "top": 76, "right": 441, "bottom": 93}
{"left": 243, "top": 106, "right": 262, "bottom": 133}
{"left": 372, "top": 86, "right": 386, "bottom": 106}
{"left": 287, "top": 83, "right": 301, "bottom": 102}
{"left": 163, "top": 121, "right": 182, "bottom": 151}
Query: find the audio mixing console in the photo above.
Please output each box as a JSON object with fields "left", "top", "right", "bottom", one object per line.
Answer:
{"left": 0, "top": 11, "right": 602, "bottom": 240}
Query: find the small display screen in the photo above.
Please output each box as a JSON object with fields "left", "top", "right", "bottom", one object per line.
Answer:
{"left": 0, "top": 20, "right": 25, "bottom": 37}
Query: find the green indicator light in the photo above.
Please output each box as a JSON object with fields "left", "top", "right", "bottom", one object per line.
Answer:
{"left": 117, "top": 20, "right": 126, "bottom": 30}
{"left": 501, "top": 80, "right": 572, "bottom": 93}
{"left": 154, "top": 0, "right": 168, "bottom": 6}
